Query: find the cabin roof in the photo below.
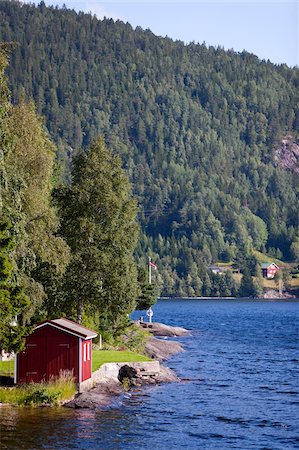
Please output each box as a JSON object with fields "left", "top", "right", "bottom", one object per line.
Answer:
{"left": 35, "top": 317, "right": 97, "bottom": 340}
{"left": 261, "top": 262, "right": 280, "bottom": 269}
{"left": 207, "top": 265, "right": 221, "bottom": 270}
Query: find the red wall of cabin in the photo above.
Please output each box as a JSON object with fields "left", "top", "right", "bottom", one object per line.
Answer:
{"left": 17, "top": 326, "right": 79, "bottom": 384}
{"left": 268, "top": 265, "right": 278, "bottom": 277}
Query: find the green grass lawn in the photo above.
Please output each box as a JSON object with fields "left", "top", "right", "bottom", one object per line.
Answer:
{"left": 92, "top": 349, "right": 151, "bottom": 372}
{"left": 0, "top": 360, "right": 14, "bottom": 377}
{"left": 0, "top": 350, "right": 151, "bottom": 377}
{"left": 253, "top": 250, "right": 286, "bottom": 266}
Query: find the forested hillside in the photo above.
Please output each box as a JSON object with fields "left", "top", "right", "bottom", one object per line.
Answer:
{"left": 0, "top": 1, "right": 298, "bottom": 296}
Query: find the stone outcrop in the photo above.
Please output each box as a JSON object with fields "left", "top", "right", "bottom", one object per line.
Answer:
{"left": 92, "top": 361, "right": 161, "bottom": 384}
{"left": 65, "top": 322, "right": 186, "bottom": 409}
{"left": 138, "top": 321, "right": 189, "bottom": 337}
{"left": 144, "top": 336, "right": 184, "bottom": 360}
{"left": 274, "top": 135, "right": 299, "bottom": 173}
{"left": 65, "top": 378, "right": 123, "bottom": 409}
{"left": 137, "top": 321, "right": 187, "bottom": 360}
{"left": 65, "top": 360, "right": 179, "bottom": 409}
{"left": 263, "top": 289, "right": 296, "bottom": 299}
{"left": 118, "top": 363, "right": 179, "bottom": 387}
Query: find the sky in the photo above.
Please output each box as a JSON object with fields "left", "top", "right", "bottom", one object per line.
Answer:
{"left": 24, "top": 1, "right": 298, "bottom": 67}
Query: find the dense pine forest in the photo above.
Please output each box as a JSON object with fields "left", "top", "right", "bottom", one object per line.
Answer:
{"left": 0, "top": 1, "right": 298, "bottom": 301}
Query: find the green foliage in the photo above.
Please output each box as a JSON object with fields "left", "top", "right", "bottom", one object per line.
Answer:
{"left": 23, "top": 388, "right": 60, "bottom": 406}
{"left": 290, "top": 239, "right": 299, "bottom": 262}
{"left": 0, "top": 359, "right": 14, "bottom": 376}
{"left": 241, "top": 208, "right": 268, "bottom": 252}
{"left": 253, "top": 250, "right": 284, "bottom": 266}
{"left": 0, "top": 45, "right": 70, "bottom": 335}
{"left": 274, "top": 269, "right": 284, "bottom": 293}
{"left": 204, "top": 270, "right": 238, "bottom": 297}
{"left": 282, "top": 269, "right": 291, "bottom": 291}
{"left": 0, "top": 43, "right": 13, "bottom": 198}
{"left": 254, "top": 264, "right": 264, "bottom": 298}
{"left": 4, "top": 99, "right": 70, "bottom": 321}
{"left": 121, "top": 324, "right": 150, "bottom": 353}
{"left": 0, "top": 2, "right": 298, "bottom": 296}
{"left": 55, "top": 138, "right": 139, "bottom": 330}
{"left": 121, "top": 377, "right": 131, "bottom": 391}
{"left": 0, "top": 373, "right": 76, "bottom": 406}
{"left": 136, "top": 266, "right": 158, "bottom": 310}
{"left": 239, "top": 268, "right": 256, "bottom": 298}
{"left": 0, "top": 221, "right": 30, "bottom": 352}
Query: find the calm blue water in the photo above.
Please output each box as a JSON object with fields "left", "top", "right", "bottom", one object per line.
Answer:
{"left": 0, "top": 299, "right": 298, "bottom": 449}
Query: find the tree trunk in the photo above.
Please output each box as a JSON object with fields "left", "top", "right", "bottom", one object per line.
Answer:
{"left": 77, "top": 299, "right": 83, "bottom": 324}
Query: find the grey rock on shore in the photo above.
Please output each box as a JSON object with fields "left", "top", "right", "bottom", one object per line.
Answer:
{"left": 138, "top": 321, "right": 189, "bottom": 337}
{"left": 145, "top": 336, "right": 184, "bottom": 360}
{"left": 140, "top": 321, "right": 188, "bottom": 360}
{"left": 65, "top": 322, "right": 187, "bottom": 409}
{"left": 65, "top": 378, "right": 123, "bottom": 409}
{"left": 263, "top": 289, "right": 297, "bottom": 299}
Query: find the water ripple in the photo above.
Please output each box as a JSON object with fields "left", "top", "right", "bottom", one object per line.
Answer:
{"left": 0, "top": 299, "right": 298, "bottom": 450}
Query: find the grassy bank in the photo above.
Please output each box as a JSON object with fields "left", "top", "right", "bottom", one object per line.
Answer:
{"left": 0, "top": 373, "right": 76, "bottom": 406}
{"left": 0, "top": 349, "right": 151, "bottom": 406}
{"left": 92, "top": 349, "right": 151, "bottom": 372}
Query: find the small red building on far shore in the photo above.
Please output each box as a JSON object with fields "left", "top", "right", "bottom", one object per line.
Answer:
{"left": 261, "top": 262, "right": 280, "bottom": 279}
{"left": 16, "top": 318, "right": 97, "bottom": 391}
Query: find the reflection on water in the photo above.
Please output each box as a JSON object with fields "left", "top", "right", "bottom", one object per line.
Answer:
{"left": 0, "top": 406, "right": 133, "bottom": 449}
{"left": 0, "top": 299, "right": 298, "bottom": 449}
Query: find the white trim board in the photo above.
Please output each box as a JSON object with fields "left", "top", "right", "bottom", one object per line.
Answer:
{"left": 78, "top": 337, "right": 82, "bottom": 384}
{"left": 14, "top": 353, "right": 17, "bottom": 384}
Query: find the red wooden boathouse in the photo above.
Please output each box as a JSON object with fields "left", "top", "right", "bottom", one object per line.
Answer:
{"left": 15, "top": 318, "right": 97, "bottom": 391}
{"left": 261, "top": 262, "right": 280, "bottom": 279}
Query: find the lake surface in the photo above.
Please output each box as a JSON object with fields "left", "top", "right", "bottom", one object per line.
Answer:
{"left": 0, "top": 299, "right": 298, "bottom": 449}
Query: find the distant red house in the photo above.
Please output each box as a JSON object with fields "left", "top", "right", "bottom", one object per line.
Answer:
{"left": 261, "top": 262, "right": 280, "bottom": 279}
{"left": 16, "top": 318, "right": 97, "bottom": 391}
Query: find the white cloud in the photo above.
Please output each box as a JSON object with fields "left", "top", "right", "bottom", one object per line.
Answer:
{"left": 80, "top": 2, "right": 124, "bottom": 21}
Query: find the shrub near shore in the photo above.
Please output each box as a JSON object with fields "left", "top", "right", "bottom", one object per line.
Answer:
{"left": 0, "top": 348, "right": 150, "bottom": 407}
{"left": 0, "top": 372, "right": 76, "bottom": 406}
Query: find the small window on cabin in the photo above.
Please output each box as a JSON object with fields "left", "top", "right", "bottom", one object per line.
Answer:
{"left": 87, "top": 342, "right": 90, "bottom": 361}
{"left": 83, "top": 343, "right": 87, "bottom": 362}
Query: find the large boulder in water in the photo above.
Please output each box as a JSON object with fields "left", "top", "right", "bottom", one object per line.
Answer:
{"left": 144, "top": 336, "right": 184, "bottom": 360}
{"left": 138, "top": 321, "right": 189, "bottom": 337}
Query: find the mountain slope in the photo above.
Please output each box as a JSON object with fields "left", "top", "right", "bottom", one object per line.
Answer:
{"left": 0, "top": 1, "right": 298, "bottom": 295}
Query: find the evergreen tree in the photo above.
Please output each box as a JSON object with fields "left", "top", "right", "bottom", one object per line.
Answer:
{"left": 254, "top": 264, "right": 264, "bottom": 298}
{"left": 56, "top": 138, "right": 139, "bottom": 333}
{"left": 274, "top": 270, "right": 283, "bottom": 294}
{"left": 136, "top": 266, "right": 157, "bottom": 310}
{"left": 239, "top": 268, "right": 256, "bottom": 298}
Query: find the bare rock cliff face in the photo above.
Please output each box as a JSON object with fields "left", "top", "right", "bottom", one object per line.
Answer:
{"left": 274, "top": 135, "right": 299, "bottom": 173}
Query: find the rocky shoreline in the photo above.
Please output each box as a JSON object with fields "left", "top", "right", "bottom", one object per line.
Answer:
{"left": 137, "top": 320, "right": 188, "bottom": 360}
{"left": 65, "top": 322, "right": 189, "bottom": 409}
{"left": 263, "top": 289, "right": 298, "bottom": 299}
